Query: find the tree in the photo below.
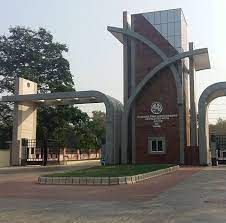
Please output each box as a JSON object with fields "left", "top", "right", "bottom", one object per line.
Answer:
{"left": 65, "top": 110, "right": 106, "bottom": 153}
{"left": 0, "top": 26, "right": 74, "bottom": 94}
{"left": 89, "top": 111, "right": 106, "bottom": 148}
{"left": 37, "top": 105, "right": 90, "bottom": 146}
{"left": 0, "top": 26, "right": 76, "bottom": 147}
{"left": 0, "top": 104, "right": 13, "bottom": 148}
{"left": 0, "top": 26, "right": 106, "bottom": 153}
{"left": 209, "top": 118, "right": 226, "bottom": 136}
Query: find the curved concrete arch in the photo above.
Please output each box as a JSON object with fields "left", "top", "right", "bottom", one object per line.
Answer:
{"left": 1, "top": 87, "right": 123, "bottom": 165}
{"left": 198, "top": 82, "right": 226, "bottom": 165}
{"left": 108, "top": 26, "right": 168, "bottom": 60}
{"left": 107, "top": 26, "right": 182, "bottom": 102}
{"left": 108, "top": 96, "right": 123, "bottom": 164}
{"left": 126, "top": 48, "right": 208, "bottom": 112}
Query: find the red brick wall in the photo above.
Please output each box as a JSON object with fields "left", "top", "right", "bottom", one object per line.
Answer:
{"left": 133, "top": 14, "right": 178, "bottom": 60}
{"left": 133, "top": 14, "right": 181, "bottom": 164}
{"left": 184, "top": 146, "right": 199, "bottom": 165}
{"left": 135, "top": 70, "right": 180, "bottom": 164}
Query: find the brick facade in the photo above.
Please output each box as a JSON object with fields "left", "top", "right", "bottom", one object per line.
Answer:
{"left": 131, "top": 14, "right": 188, "bottom": 164}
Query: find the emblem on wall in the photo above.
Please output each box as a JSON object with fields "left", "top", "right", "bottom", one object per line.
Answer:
{"left": 137, "top": 101, "right": 178, "bottom": 128}
{"left": 150, "top": 102, "right": 163, "bottom": 115}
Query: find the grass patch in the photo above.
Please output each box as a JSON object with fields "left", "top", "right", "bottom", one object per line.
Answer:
{"left": 45, "top": 164, "right": 175, "bottom": 177}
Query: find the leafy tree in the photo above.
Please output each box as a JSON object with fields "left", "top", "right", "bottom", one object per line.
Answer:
{"left": 0, "top": 26, "right": 75, "bottom": 147}
{"left": 37, "top": 106, "right": 90, "bottom": 146}
{"left": 0, "top": 26, "right": 74, "bottom": 94}
{"left": 209, "top": 118, "right": 226, "bottom": 136}
{"left": 0, "top": 26, "right": 107, "bottom": 153}
{"left": 62, "top": 110, "right": 106, "bottom": 153}
{"left": 0, "top": 104, "right": 13, "bottom": 148}
{"left": 89, "top": 111, "right": 106, "bottom": 148}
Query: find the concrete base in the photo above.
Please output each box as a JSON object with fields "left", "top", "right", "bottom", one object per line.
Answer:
{"left": 38, "top": 165, "right": 179, "bottom": 185}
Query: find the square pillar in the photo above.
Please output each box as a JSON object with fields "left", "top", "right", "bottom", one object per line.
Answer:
{"left": 11, "top": 78, "right": 37, "bottom": 166}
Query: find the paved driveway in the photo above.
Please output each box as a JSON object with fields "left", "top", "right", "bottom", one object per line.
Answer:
{"left": 1, "top": 165, "right": 226, "bottom": 222}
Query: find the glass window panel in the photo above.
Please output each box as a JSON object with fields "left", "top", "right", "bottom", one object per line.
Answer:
{"left": 158, "top": 141, "right": 163, "bottom": 151}
{"left": 160, "top": 11, "right": 167, "bottom": 23}
{"left": 174, "top": 22, "right": 181, "bottom": 35}
{"left": 152, "top": 140, "right": 157, "bottom": 151}
{"left": 154, "top": 24, "right": 161, "bottom": 32}
{"left": 163, "top": 33, "right": 168, "bottom": 39}
{"left": 148, "top": 137, "right": 166, "bottom": 154}
{"left": 154, "top": 12, "right": 160, "bottom": 24}
{"left": 168, "top": 22, "right": 175, "bottom": 36}
{"left": 160, "top": 23, "right": 168, "bottom": 36}
{"left": 168, "top": 36, "right": 175, "bottom": 47}
{"left": 167, "top": 10, "right": 175, "bottom": 22}
{"left": 175, "top": 35, "right": 181, "bottom": 48}
{"left": 148, "top": 12, "right": 155, "bottom": 24}
{"left": 143, "top": 12, "right": 155, "bottom": 25}
{"left": 174, "top": 9, "right": 181, "bottom": 22}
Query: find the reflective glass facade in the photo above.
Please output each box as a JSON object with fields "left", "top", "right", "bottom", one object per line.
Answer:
{"left": 142, "top": 8, "right": 188, "bottom": 53}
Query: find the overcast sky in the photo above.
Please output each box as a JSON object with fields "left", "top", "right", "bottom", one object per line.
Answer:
{"left": 0, "top": 0, "right": 225, "bottom": 122}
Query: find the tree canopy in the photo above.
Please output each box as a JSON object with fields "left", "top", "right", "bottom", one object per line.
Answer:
{"left": 209, "top": 118, "right": 226, "bottom": 136}
{"left": 0, "top": 26, "right": 106, "bottom": 151}
{"left": 0, "top": 26, "right": 74, "bottom": 94}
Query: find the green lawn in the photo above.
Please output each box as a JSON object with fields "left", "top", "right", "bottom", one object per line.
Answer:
{"left": 46, "top": 164, "right": 175, "bottom": 177}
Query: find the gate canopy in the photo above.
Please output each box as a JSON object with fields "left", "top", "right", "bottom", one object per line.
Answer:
{"left": 1, "top": 78, "right": 123, "bottom": 165}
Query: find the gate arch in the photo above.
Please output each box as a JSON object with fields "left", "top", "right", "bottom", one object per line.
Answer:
{"left": 1, "top": 78, "right": 123, "bottom": 165}
{"left": 199, "top": 82, "right": 226, "bottom": 165}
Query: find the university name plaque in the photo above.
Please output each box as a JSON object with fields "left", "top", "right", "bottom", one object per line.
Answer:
{"left": 136, "top": 114, "right": 178, "bottom": 127}
{"left": 137, "top": 102, "right": 178, "bottom": 127}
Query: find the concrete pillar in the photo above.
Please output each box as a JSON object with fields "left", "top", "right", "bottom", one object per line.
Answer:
{"left": 121, "top": 11, "right": 131, "bottom": 164}
{"left": 130, "top": 15, "right": 136, "bottom": 164}
{"left": 11, "top": 78, "right": 37, "bottom": 165}
{"left": 189, "top": 42, "right": 198, "bottom": 146}
{"left": 179, "top": 104, "right": 185, "bottom": 164}
{"left": 123, "top": 11, "right": 130, "bottom": 105}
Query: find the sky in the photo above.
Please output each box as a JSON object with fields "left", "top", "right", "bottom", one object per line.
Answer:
{"left": 0, "top": 0, "right": 225, "bottom": 122}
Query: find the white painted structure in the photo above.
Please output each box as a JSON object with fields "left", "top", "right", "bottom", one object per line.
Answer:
{"left": 12, "top": 78, "right": 37, "bottom": 166}
{"left": 0, "top": 150, "right": 10, "bottom": 167}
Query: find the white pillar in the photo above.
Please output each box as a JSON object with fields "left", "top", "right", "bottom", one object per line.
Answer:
{"left": 11, "top": 78, "right": 37, "bottom": 166}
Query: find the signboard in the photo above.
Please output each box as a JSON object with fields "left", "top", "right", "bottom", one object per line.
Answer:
{"left": 137, "top": 102, "right": 178, "bottom": 128}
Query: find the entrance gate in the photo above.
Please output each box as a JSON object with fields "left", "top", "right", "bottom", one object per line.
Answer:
{"left": 211, "top": 135, "right": 226, "bottom": 164}
{"left": 0, "top": 77, "right": 123, "bottom": 166}
{"left": 198, "top": 82, "right": 226, "bottom": 165}
{"left": 22, "top": 139, "right": 63, "bottom": 166}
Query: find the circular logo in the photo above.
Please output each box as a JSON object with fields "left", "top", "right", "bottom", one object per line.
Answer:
{"left": 151, "top": 102, "right": 163, "bottom": 114}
